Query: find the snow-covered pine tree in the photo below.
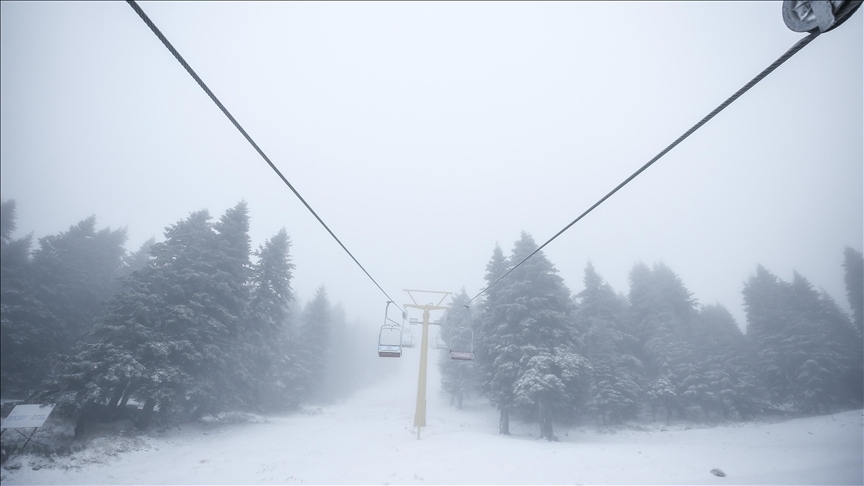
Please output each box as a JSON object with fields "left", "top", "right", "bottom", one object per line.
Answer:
{"left": 475, "top": 242, "right": 514, "bottom": 434}
{"left": 30, "top": 216, "right": 128, "bottom": 347}
{"left": 743, "top": 265, "right": 791, "bottom": 405}
{"left": 2, "top": 209, "right": 128, "bottom": 398}
{"left": 500, "top": 232, "right": 589, "bottom": 441}
{"left": 210, "top": 202, "right": 256, "bottom": 410}
{"left": 36, "top": 231, "right": 176, "bottom": 428}
{"left": 438, "top": 289, "right": 477, "bottom": 409}
{"left": 629, "top": 262, "right": 700, "bottom": 421}
{"left": 122, "top": 237, "right": 156, "bottom": 277}
{"left": 116, "top": 205, "right": 250, "bottom": 422}
{"left": 816, "top": 288, "right": 863, "bottom": 408}
{"left": 694, "top": 304, "right": 762, "bottom": 419}
{"left": 786, "top": 272, "right": 861, "bottom": 412}
{"left": 1, "top": 199, "right": 55, "bottom": 396}
{"left": 744, "top": 266, "right": 862, "bottom": 413}
{"left": 575, "top": 262, "right": 643, "bottom": 425}
{"left": 248, "top": 228, "right": 296, "bottom": 411}
{"left": 112, "top": 208, "right": 219, "bottom": 423}
{"left": 294, "top": 286, "right": 332, "bottom": 404}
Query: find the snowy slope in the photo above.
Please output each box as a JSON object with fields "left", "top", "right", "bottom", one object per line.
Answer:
{"left": 3, "top": 344, "right": 862, "bottom": 485}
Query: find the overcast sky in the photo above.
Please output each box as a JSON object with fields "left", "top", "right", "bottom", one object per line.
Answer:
{"left": 2, "top": 2, "right": 861, "bottom": 331}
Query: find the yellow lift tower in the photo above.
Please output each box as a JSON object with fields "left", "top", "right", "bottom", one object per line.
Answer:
{"left": 403, "top": 289, "right": 451, "bottom": 439}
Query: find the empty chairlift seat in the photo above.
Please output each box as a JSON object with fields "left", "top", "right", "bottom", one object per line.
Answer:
{"left": 449, "top": 327, "right": 474, "bottom": 361}
{"left": 378, "top": 301, "right": 403, "bottom": 358}
{"left": 434, "top": 329, "right": 448, "bottom": 350}
{"left": 378, "top": 324, "right": 403, "bottom": 358}
{"left": 401, "top": 326, "right": 414, "bottom": 348}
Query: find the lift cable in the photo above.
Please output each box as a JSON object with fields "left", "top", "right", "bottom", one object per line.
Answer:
{"left": 125, "top": 0, "right": 403, "bottom": 311}
{"left": 466, "top": 30, "right": 821, "bottom": 307}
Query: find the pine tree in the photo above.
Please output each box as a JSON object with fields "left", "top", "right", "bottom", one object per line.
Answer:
{"left": 30, "top": 216, "right": 128, "bottom": 346}
{"left": 294, "top": 286, "right": 332, "bottom": 403}
{"left": 575, "top": 262, "right": 643, "bottom": 425}
{"left": 210, "top": 202, "right": 254, "bottom": 410}
{"left": 475, "top": 243, "right": 514, "bottom": 434}
{"left": 438, "top": 289, "right": 477, "bottom": 409}
{"left": 45, "top": 205, "right": 255, "bottom": 425}
{"left": 2, "top": 208, "right": 127, "bottom": 397}
{"left": 1, "top": 200, "right": 54, "bottom": 396}
{"left": 743, "top": 265, "right": 791, "bottom": 404}
{"left": 629, "top": 262, "right": 700, "bottom": 420}
{"left": 486, "top": 232, "right": 589, "bottom": 441}
{"left": 744, "top": 266, "right": 862, "bottom": 413}
{"left": 248, "top": 229, "right": 296, "bottom": 411}
{"left": 694, "top": 304, "right": 761, "bottom": 419}
{"left": 122, "top": 237, "right": 156, "bottom": 277}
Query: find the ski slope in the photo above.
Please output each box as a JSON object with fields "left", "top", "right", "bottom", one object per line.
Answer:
{"left": 3, "top": 344, "right": 863, "bottom": 485}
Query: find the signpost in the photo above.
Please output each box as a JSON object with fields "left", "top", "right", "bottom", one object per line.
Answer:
{"left": 1, "top": 404, "right": 55, "bottom": 456}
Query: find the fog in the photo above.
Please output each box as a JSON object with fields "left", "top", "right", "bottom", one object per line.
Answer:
{"left": 2, "top": 2, "right": 861, "bottom": 329}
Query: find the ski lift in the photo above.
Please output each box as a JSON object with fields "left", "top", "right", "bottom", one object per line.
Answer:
{"left": 449, "top": 327, "right": 474, "bottom": 361}
{"left": 378, "top": 301, "right": 402, "bottom": 358}
{"left": 401, "top": 325, "right": 414, "bottom": 348}
{"left": 434, "top": 329, "right": 448, "bottom": 349}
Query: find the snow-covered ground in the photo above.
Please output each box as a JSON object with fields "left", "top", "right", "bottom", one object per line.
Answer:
{"left": 3, "top": 345, "right": 862, "bottom": 485}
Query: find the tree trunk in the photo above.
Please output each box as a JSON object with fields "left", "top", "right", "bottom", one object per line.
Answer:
{"left": 538, "top": 400, "right": 558, "bottom": 442}
{"left": 499, "top": 407, "right": 510, "bottom": 435}
{"left": 106, "top": 382, "right": 129, "bottom": 421}
{"left": 664, "top": 399, "right": 671, "bottom": 425}
{"left": 74, "top": 400, "right": 97, "bottom": 439}
{"left": 135, "top": 398, "right": 157, "bottom": 430}
{"left": 457, "top": 389, "right": 463, "bottom": 410}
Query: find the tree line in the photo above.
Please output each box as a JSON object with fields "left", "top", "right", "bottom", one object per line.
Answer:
{"left": 438, "top": 232, "right": 863, "bottom": 441}
{"left": 1, "top": 199, "right": 380, "bottom": 433}
{"left": 3, "top": 198, "right": 861, "bottom": 441}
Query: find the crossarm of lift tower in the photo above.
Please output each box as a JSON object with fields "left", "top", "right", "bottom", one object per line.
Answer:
{"left": 403, "top": 290, "right": 453, "bottom": 312}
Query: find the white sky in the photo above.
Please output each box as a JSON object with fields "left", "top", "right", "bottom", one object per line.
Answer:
{"left": 1, "top": 2, "right": 861, "bottom": 331}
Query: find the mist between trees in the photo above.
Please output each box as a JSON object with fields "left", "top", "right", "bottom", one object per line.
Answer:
{"left": 1, "top": 199, "right": 862, "bottom": 442}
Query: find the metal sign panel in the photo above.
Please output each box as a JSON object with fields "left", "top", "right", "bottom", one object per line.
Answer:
{"left": 1, "top": 404, "right": 55, "bottom": 429}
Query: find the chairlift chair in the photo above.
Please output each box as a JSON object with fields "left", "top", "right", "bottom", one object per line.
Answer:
{"left": 434, "top": 329, "right": 448, "bottom": 350}
{"left": 449, "top": 327, "right": 474, "bottom": 361}
{"left": 378, "top": 301, "right": 402, "bottom": 358}
{"left": 378, "top": 324, "right": 402, "bottom": 358}
{"left": 401, "top": 326, "right": 414, "bottom": 348}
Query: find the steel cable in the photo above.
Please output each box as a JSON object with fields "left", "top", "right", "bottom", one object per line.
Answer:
{"left": 125, "top": 0, "right": 403, "bottom": 311}
{"left": 466, "top": 31, "right": 821, "bottom": 306}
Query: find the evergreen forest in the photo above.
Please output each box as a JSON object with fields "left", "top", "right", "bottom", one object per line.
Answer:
{"left": 2, "top": 199, "right": 862, "bottom": 442}
{"left": 438, "top": 232, "right": 863, "bottom": 441}
{"left": 0, "top": 199, "right": 386, "bottom": 434}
